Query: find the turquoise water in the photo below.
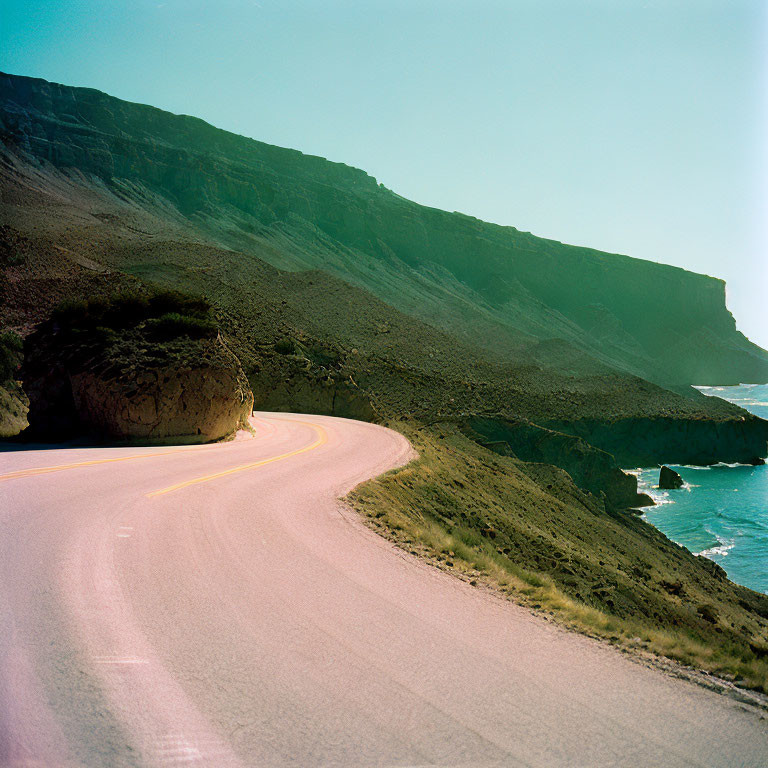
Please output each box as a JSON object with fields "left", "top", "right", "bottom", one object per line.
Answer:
{"left": 630, "top": 384, "right": 768, "bottom": 595}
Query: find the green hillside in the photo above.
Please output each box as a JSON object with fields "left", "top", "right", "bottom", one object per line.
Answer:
{"left": 3, "top": 71, "right": 767, "bottom": 386}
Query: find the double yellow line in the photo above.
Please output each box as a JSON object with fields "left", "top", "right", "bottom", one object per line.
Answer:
{"left": 146, "top": 420, "right": 327, "bottom": 497}
{"left": 0, "top": 448, "right": 192, "bottom": 483}
{"left": 0, "top": 419, "right": 327, "bottom": 497}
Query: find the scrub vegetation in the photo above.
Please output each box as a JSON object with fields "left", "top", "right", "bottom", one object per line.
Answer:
{"left": 39, "top": 288, "right": 220, "bottom": 376}
{"left": 350, "top": 423, "right": 768, "bottom": 693}
{"left": 0, "top": 330, "right": 26, "bottom": 437}
{"left": 52, "top": 289, "right": 217, "bottom": 341}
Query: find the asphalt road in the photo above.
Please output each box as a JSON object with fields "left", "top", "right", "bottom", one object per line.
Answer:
{"left": 1, "top": 413, "right": 766, "bottom": 767}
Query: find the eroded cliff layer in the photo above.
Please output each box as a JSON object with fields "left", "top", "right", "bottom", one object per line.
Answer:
{"left": 2, "top": 71, "right": 767, "bottom": 386}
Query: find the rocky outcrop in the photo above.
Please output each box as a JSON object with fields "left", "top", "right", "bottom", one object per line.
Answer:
{"left": 659, "top": 465, "right": 683, "bottom": 489}
{"left": 540, "top": 416, "right": 768, "bottom": 467}
{"left": 24, "top": 335, "right": 253, "bottom": 443}
{"left": 462, "top": 416, "right": 653, "bottom": 509}
{"left": 67, "top": 355, "right": 252, "bottom": 443}
{"left": 21, "top": 289, "right": 254, "bottom": 444}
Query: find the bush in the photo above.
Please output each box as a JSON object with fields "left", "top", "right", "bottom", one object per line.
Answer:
{"left": 697, "top": 603, "right": 719, "bottom": 624}
{"left": 104, "top": 293, "right": 151, "bottom": 329}
{"left": 148, "top": 290, "right": 211, "bottom": 319}
{"left": 50, "top": 288, "right": 216, "bottom": 339}
{"left": 0, "top": 330, "right": 22, "bottom": 381}
{"left": 145, "top": 312, "right": 217, "bottom": 341}
{"left": 51, "top": 299, "right": 92, "bottom": 327}
{"left": 274, "top": 338, "right": 295, "bottom": 355}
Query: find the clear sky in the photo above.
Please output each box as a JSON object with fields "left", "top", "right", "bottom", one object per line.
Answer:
{"left": 2, "top": 0, "right": 767, "bottom": 348}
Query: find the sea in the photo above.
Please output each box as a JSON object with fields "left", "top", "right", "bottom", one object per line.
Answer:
{"left": 629, "top": 383, "right": 768, "bottom": 595}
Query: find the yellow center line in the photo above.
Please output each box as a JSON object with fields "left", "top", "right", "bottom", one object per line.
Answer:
{"left": 146, "top": 420, "right": 327, "bottom": 498}
{"left": 0, "top": 447, "right": 198, "bottom": 483}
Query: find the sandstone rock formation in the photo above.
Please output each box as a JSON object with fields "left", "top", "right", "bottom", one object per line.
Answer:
{"left": 659, "top": 465, "right": 684, "bottom": 490}
{"left": 68, "top": 353, "right": 253, "bottom": 443}
{"left": 24, "top": 335, "right": 253, "bottom": 444}
{"left": 21, "top": 291, "right": 254, "bottom": 444}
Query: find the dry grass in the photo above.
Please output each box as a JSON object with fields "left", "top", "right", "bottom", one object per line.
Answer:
{"left": 349, "top": 421, "right": 768, "bottom": 694}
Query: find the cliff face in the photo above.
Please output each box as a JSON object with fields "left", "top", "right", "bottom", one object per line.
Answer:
{"left": 3, "top": 71, "right": 766, "bottom": 386}
{"left": 462, "top": 416, "right": 653, "bottom": 509}
{"left": 67, "top": 360, "right": 253, "bottom": 443}
{"left": 542, "top": 416, "right": 768, "bottom": 467}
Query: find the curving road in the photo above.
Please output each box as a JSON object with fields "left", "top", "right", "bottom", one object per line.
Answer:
{"left": 0, "top": 413, "right": 765, "bottom": 767}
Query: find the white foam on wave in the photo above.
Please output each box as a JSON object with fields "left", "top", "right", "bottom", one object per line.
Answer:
{"left": 637, "top": 480, "right": 674, "bottom": 507}
{"left": 695, "top": 539, "right": 736, "bottom": 558}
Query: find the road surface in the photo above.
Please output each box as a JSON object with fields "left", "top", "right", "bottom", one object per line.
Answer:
{"left": 0, "top": 413, "right": 765, "bottom": 767}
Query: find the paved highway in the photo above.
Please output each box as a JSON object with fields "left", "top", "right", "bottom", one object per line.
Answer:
{"left": 1, "top": 413, "right": 765, "bottom": 767}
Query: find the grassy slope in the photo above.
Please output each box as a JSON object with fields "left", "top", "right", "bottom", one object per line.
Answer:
{"left": 350, "top": 423, "right": 768, "bottom": 693}
{"left": 0, "top": 380, "right": 27, "bottom": 437}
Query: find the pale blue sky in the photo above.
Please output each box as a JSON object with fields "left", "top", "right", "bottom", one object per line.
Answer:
{"left": 2, "top": 0, "right": 766, "bottom": 347}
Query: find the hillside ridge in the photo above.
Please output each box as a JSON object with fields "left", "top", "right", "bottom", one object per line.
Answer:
{"left": 3, "top": 70, "right": 767, "bottom": 385}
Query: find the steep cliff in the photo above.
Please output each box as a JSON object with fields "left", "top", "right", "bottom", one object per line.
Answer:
{"left": 2, "top": 71, "right": 766, "bottom": 386}
{"left": 541, "top": 415, "right": 768, "bottom": 467}
{"left": 461, "top": 416, "right": 653, "bottom": 509}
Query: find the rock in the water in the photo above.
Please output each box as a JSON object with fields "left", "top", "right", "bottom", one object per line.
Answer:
{"left": 659, "top": 465, "right": 683, "bottom": 489}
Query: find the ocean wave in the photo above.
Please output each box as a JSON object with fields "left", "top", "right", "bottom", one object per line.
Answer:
{"left": 696, "top": 543, "right": 735, "bottom": 558}
{"left": 638, "top": 485, "right": 674, "bottom": 506}
{"left": 695, "top": 538, "right": 735, "bottom": 558}
{"left": 712, "top": 462, "right": 753, "bottom": 468}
